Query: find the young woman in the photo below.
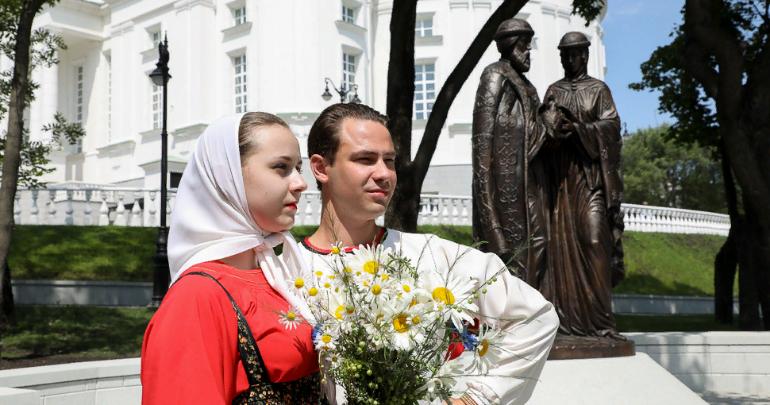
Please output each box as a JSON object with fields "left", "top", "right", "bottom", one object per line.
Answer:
{"left": 141, "top": 112, "right": 325, "bottom": 404}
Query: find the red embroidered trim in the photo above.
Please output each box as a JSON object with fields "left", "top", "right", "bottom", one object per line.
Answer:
{"left": 302, "top": 227, "right": 387, "bottom": 255}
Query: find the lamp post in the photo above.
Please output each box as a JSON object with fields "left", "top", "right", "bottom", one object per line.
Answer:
{"left": 321, "top": 77, "right": 361, "bottom": 103}
{"left": 149, "top": 35, "right": 171, "bottom": 306}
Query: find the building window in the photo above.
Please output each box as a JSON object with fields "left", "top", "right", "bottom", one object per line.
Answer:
{"left": 342, "top": 52, "right": 356, "bottom": 99}
{"left": 414, "top": 63, "right": 435, "bottom": 120}
{"left": 170, "top": 172, "right": 183, "bottom": 188}
{"left": 415, "top": 16, "right": 433, "bottom": 37}
{"left": 152, "top": 83, "right": 162, "bottom": 129}
{"left": 342, "top": 5, "right": 355, "bottom": 24}
{"left": 233, "top": 54, "right": 247, "bottom": 113}
{"left": 74, "top": 65, "right": 84, "bottom": 153}
{"left": 233, "top": 6, "right": 246, "bottom": 25}
{"left": 107, "top": 56, "right": 111, "bottom": 142}
{"left": 150, "top": 30, "right": 161, "bottom": 48}
{"left": 75, "top": 66, "right": 84, "bottom": 123}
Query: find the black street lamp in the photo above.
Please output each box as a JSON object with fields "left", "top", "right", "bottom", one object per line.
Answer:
{"left": 149, "top": 35, "right": 171, "bottom": 306}
{"left": 321, "top": 77, "right": 360, "bottom": 103}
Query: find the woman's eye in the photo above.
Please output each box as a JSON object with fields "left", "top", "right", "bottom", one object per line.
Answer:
{"left": 295, "top": 165, "right": 303, "bottom": 174}
{"left": 272, "top": 163, "right": 288, "bottom": 172}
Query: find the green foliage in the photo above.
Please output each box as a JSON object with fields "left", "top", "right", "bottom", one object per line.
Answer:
{"left": 618, "top": 232, "right": 730, "bottom": 296}
{"left": 8, "top": 226, "right": 157, "bottom": 281}
{"left": 9, "top": 226, "right": 726, "bottom": 297}
{"left": 616, "top": 314, "right": 738, "bottom": 332}
{"left": 622, "top": 125, "right": 726, "bottom": 212}
{"left": 0, "top": 307, "right": 735, "bottom": 368}
{"left": 0, "top": 305, "right": 153, "bottom": 362}
{"left": 630, "top": 0, "right": 768, "bottom": 148}
{"left": 570, "top": 0, "right": 606, "bottom": 25}
{"left": 0, "top": 1, "right": 83, "bottom": 187}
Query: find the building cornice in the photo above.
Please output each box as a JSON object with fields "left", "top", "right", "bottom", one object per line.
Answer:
{"left": 335, "top": 20, "right": 367, "bottom": 36}
{"left": 172, "top": 122, "right": 208, "bottom": 141}
{"left": 174, "top": 0, "right": 216, "bottom": 12}
{"left": 110, "top": 20, "right": 134, "bottom": 36}
{"left": 277, "top": 112, "right": 319, "bottom": 127}
{"left": 96, "top": 139, "right": 136, "bottom": 156}
{"left": 222, "top": 21, "right": 252, "bottom": 41}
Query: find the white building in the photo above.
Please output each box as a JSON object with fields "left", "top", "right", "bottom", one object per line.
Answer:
{"left": 9, "top": 0, "right": 607, "bottom": 195}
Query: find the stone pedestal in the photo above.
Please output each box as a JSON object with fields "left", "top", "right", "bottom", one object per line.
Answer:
{"left": 530, "top": 353, "right": 707, "bottom": 404}
{"left": 548, "top": 334, "right": 636, "bottom": 360}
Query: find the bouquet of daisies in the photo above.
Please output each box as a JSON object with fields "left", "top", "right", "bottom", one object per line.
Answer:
{"left": 279, "top": 243, "right": 508, "bottom": 404}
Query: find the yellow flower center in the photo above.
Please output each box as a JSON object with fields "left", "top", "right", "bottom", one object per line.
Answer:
{"left": 322, "top": 334, "right": 333, "bottom": 344}
{"left": 308, "top": 287, "right": 318, "bottom": 296}
{"left": 392, "top": 313, "right": 409, "bottom": 333}
{"left": 331, "top": 246, "right": 341, "bottom": 255}
{"left": 372, "top": 284, "right": 382, "bottom": 295}
{"left": 409, "top": 298, "right": 418, "bottom": 308}
{"left": 294, "top": 278, "right": 305, "bottom": 289}
{"left": 364, "top": 260, "right": 379, "bottom": 274}
{"left": 324, "top": 282, "right": 331, "bottom": 288}
{"left": 328, "top": 275, "right": 336, "bottom": 280}
{"left": 411, "top": 315, "right": 421, "bottom": 325}
{"left": 334, "top": 305, "right": 345, "bottom": 320}
{"left": 315, "top": 271, "right": 323, "bottom": 278}
{"left": 402, "top": 284, "right": 411, "bottom": 293}
{"left": 381, "top": 274, "right": 390, "bottom": 281}
{"left": 432, "top": 287, "right": 456, "bottom": 305}
{"left": 343, "top": 266, "right": 353, "bottom": 273}
{"left": 286, "top": 311, "right": 296, "bottom": 321}
{"left": 479, "top": 339, "right": 489, "bottom": 357}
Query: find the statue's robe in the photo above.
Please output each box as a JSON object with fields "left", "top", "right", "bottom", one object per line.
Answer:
{"left": 471, "top": 60, "right": 550, "bottom": 281}
{"left": 540, "top": 74, "right": 625, "bottom": 337}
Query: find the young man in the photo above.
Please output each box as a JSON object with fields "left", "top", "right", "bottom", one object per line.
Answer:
{"left": 301, "top": 103, "right": 559, "bottom": 405}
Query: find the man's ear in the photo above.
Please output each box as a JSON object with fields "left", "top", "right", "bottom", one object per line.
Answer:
{"left": 309, "top": 154, "right": 329, "bottom": 186}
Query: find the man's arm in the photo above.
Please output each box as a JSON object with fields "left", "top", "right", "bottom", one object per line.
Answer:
{"left": 429, "top": 236, "right": 559, "bottom": 404}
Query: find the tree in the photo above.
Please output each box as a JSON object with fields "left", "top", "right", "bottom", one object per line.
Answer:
{"left": 632, "top": 0, "right": 770, "bottom": 329}
{"left": 383, "top": 0, "right": 605, "bottom": 231}
{"left": 622, "top": 125, "right": 726, "bottom": 213}
{"left": 0, "top": 0, "right": 83, "bottom": 329}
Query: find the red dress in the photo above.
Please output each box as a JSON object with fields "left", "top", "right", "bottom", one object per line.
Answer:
{"left": 141, "top": 261, "right": 320, "bottom": 404}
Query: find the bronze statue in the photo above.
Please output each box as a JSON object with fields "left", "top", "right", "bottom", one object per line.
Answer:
{"left": 471, "top": 18, "right": 561, "bottom": 279}
{"left": 533, "top": 32, "right": 631, "bottom": 357}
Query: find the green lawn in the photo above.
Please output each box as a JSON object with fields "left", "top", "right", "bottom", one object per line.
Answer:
{"left": 615, "top": 314, "right": 738, "bottom": 332}
{"left": 0, "top": 306, "right": 736, "bottom": 369}
{"left": 616, "top": 232, "right": 729, "bottom": 296}
{"left": 0, "top": 305, "right": 154, "bottom": 368}
{"left": 9, "top": 226, "right": 157, "bottom": 281}
{"left": 8, "top": 225, "right": 728, "bottom": 296}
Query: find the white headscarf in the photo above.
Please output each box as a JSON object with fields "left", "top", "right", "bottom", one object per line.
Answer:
{"left": 168, "top": 113, "right": 315, "bottom": 323}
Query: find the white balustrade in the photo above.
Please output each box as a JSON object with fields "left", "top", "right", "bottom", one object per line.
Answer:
{"left": 621, "top": 203, "right": 729, "bottom": 236}
{"left": 12, "top": 186, "right": 730, "bottom": 235}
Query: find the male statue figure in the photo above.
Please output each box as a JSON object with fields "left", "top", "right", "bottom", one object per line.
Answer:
{"left": 539, "top": 31, "right": 626, "bottom": 342}
{"left": 471, "top": 18, "right": 560, "bottom": 281}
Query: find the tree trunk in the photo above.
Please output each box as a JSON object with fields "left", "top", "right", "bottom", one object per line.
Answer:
{"left": 0, "top": 0, "right": 47, "bottom": 329}
{"left": 384, "top": 0, "right": 418, "bottom": 231}
{"left": 683, "top": 0, "right": 770, "bottom": 331}
{"left": 385, "top": 0, "right": 527, "bottom": 231}
{"left": 714, "top": 141, "right": 738, "bottom": 323}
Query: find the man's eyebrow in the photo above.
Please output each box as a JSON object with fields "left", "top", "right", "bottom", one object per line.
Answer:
{"left": 349, "top": 150, "right": 378, "bottom": 157}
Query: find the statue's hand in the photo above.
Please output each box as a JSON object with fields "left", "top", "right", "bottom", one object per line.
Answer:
{"left": 540, "top": 97, "right": 563, "bottom": 137}
{"left": 556, "top": 118, "right": 574, "bottom": 138}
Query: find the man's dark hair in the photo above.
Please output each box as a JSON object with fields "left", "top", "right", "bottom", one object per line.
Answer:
{"left": 307, "top": 103, "right": 388, "bottom": 189}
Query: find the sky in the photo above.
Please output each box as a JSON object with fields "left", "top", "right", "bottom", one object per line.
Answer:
{"left": 602, "top": 0, "right": 684, "bottom": 132}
